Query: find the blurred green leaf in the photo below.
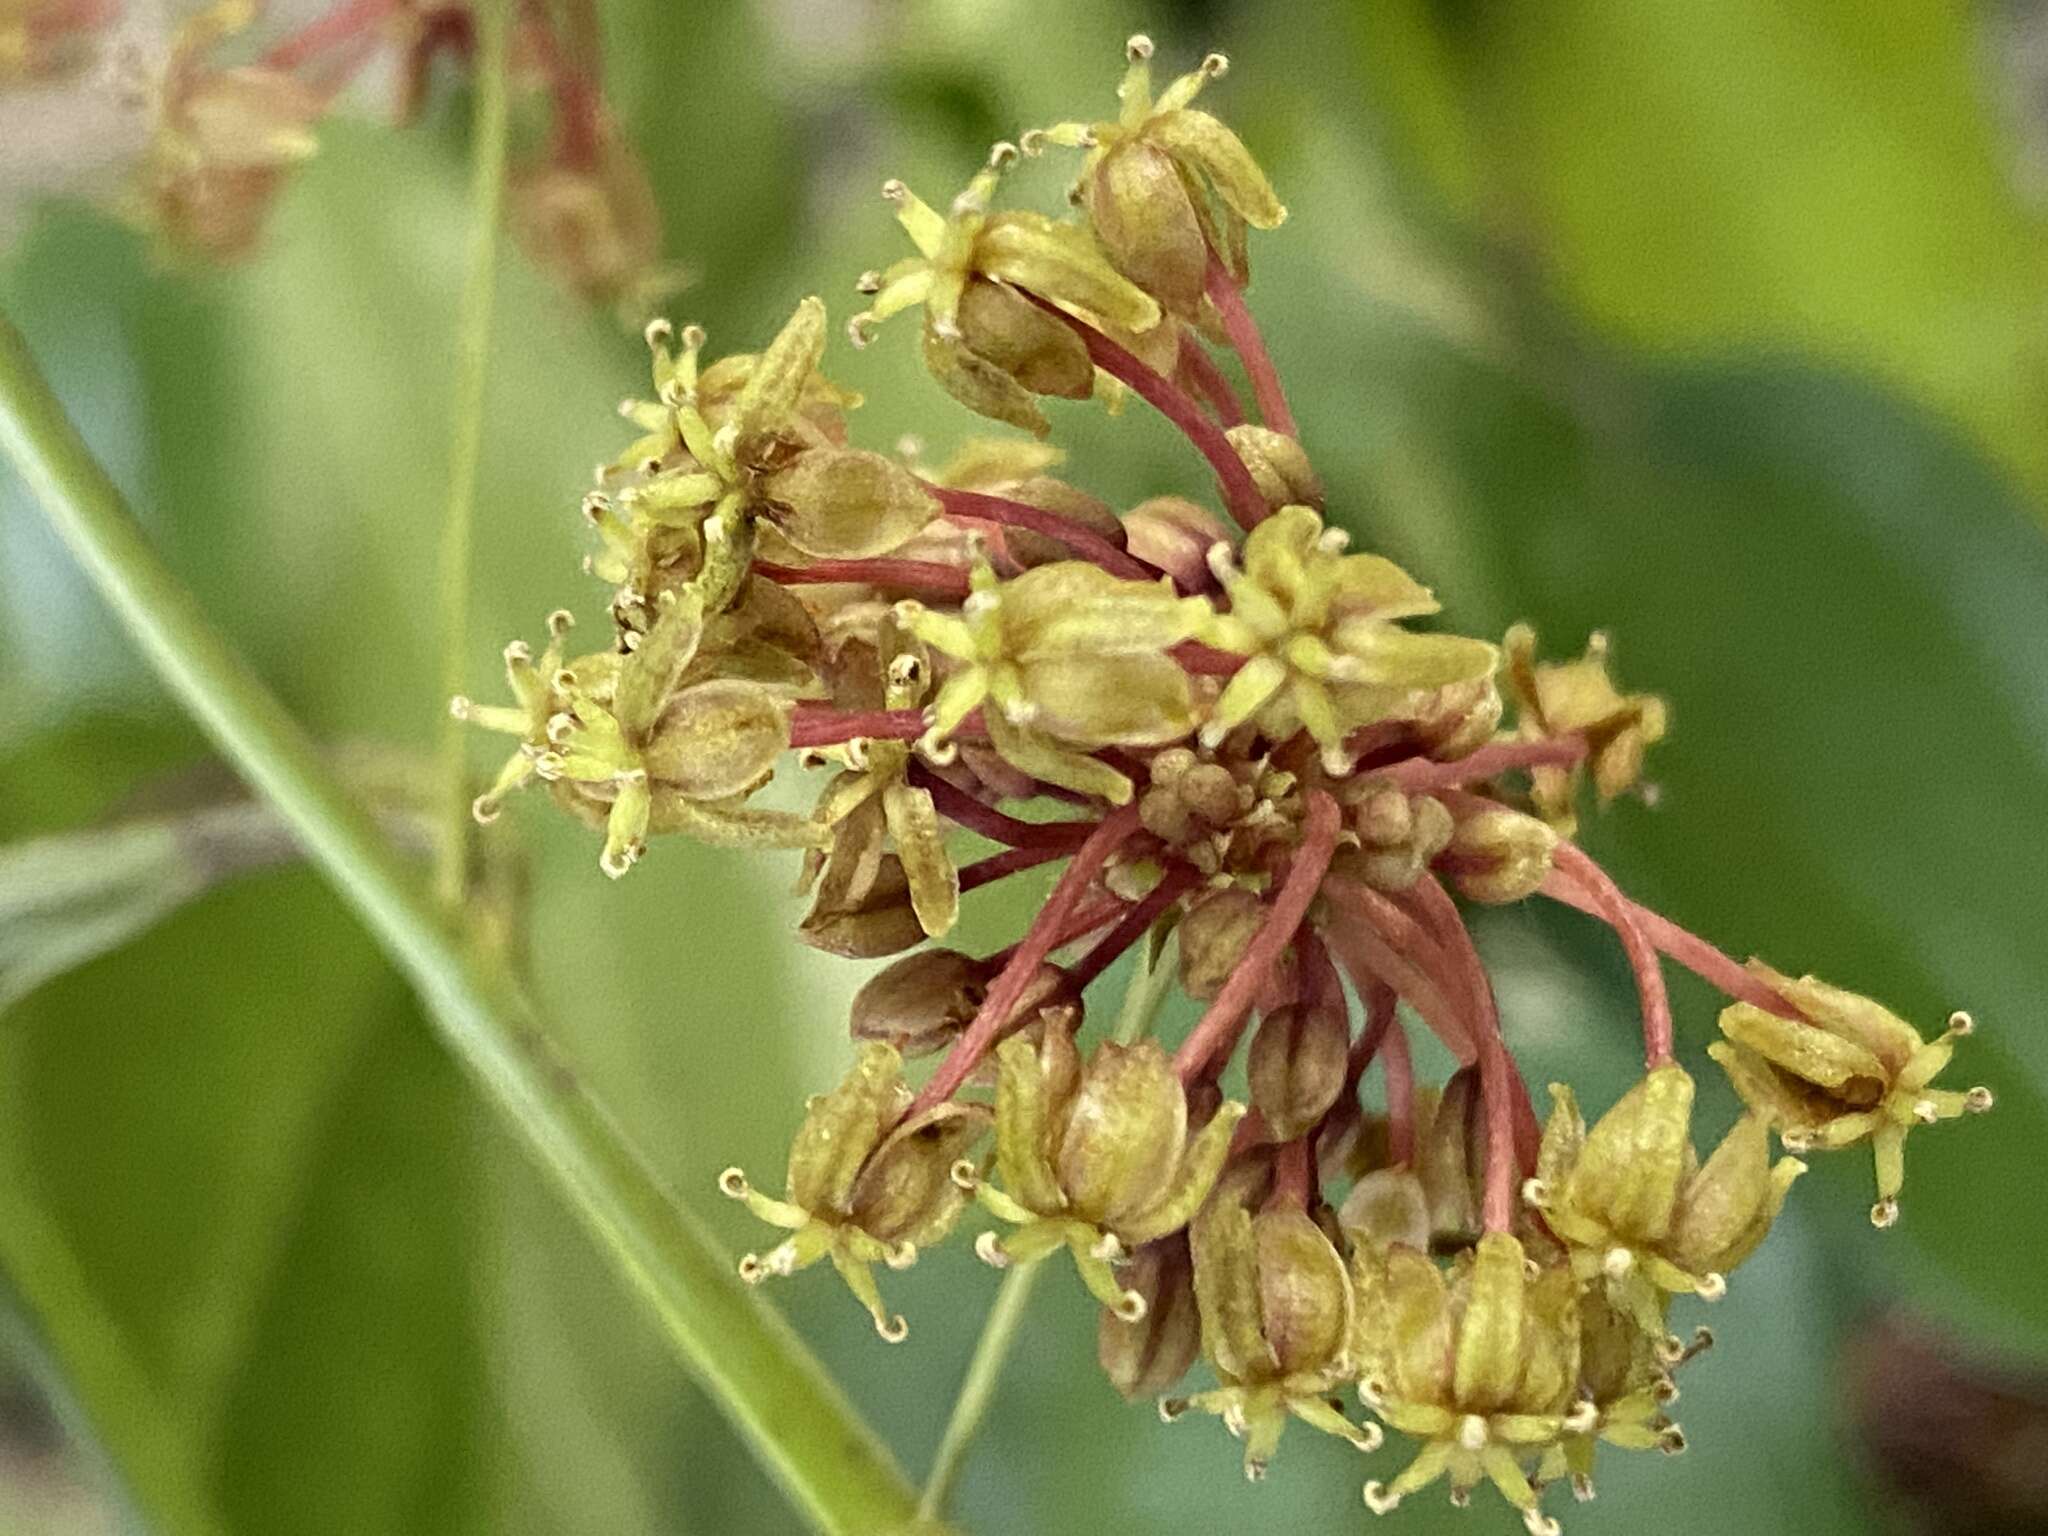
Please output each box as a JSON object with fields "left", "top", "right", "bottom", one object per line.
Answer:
{"left": 1352, "top": 0, "right": 2048, "bottom": 502}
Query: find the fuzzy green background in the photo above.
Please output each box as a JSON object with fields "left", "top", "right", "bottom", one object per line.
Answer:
{"left": 4, "top": 1, "right": 2047, "bottom": 1532}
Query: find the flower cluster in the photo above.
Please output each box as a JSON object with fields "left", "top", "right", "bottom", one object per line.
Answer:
{"left": 6, "top": 0, "right": 679, "bottom": 305}
{"left": 463, "top": 35, "right": 1994, "bottom": 1529}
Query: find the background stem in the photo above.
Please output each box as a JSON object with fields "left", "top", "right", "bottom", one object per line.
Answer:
{"left": 433, "top": 0, "right": 511, "bottom": 906}
{"left": 0, "top": 312, "right": 922, "bottom": 1536}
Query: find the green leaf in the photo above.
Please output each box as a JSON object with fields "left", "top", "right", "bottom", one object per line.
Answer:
{"left": 1352, "top": 0, "right": 2048, "bottom": 503}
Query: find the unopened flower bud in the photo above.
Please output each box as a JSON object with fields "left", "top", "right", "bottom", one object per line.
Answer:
{"left": 1139, "top": 746, "right": 1246, "bottom": 846}
{"left": 1442, "top": 804, "right": 1557, "bottom": 904}
{"left": 849, "top": 948, "right": 988, "bottom": 1057}
{"left": 1123, "top": 495, "right": 1231, "bottom": 591}
{"left": 1247, "top": 995, "right": 1349, "bottom": 1140}
{"left": 1339, "top": 1166, "right": 1431, "bottom": 1252}
{"left": 640, "top": 680, "right": 790, "bottom": 800}
{"left": 1417, "top": 1067, "right": 1484, "bottom": 1246}
{"left": 1178, "top": 885, "right": 1266, "bottom": 999}
{"left": 799, "top": 855, "right": 928, "bottom": 957}
{"left": 1348, "top": 785, "right": 1454, "bottom": 892}
{"left": 761, "top": 445, "right": 938, "bottom": 559}
{"left": 1227, "top": 425, "right": 1322, "bottom": 512}
{"left": 1099, "top": 1234, "right": 1201, "bottom": 1401}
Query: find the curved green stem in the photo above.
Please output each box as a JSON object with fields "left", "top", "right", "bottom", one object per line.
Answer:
{"left": 434, "top": 0, "right": 512, "bottom": 905}
{"left": 0, "top": 312, "right": 921, "bottom": 1536}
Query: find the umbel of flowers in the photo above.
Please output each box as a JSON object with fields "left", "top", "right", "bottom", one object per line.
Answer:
{"left": 460, "top": 36, "right": 1994, "bottom": 1530}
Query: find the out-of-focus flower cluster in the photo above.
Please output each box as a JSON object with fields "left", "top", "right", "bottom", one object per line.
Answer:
{"left": 457, "top": 35, "right": 1995, "bottom": 1531}
{"left": 3, "top": 0, "right": 681, "bottom": 308}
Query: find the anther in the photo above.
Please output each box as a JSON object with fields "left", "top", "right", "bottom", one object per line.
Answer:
{"left": 1947, "top": 1009, "right": 1975, "bottom": 1036}
{"left": 1681, "top": 1326, "right": 1716, "bottom": 1361}
{"left": 1652, "top": 1375, "right": 1680, "bottom": 1406}
{"left": 547, "top": 607, "right": 576, "bottom": 636}
{"left": 949, "top": 1159, "right": 979, "bottom": 1192}
{"left": 1967, "top": 1086, "right": 1995, "bottom": 1112}
{"left": 1571, "top": 1474, "right": 1597, "bottom": 1503}
{"left": 1113, "top": 1289, "right": 1148, "bottom": 1323}
{"left": 1243, "top": 1459, "right": 1267, "bottom": 1483}
{"left": 881, "top": 178, "right": 909, "bottom": 204}
{"left": 1521, "top": 1177, "right": 1552, "bottom": 1209}
{"left": 1524, "top": 1512, "right": 1562, "bottom": 1536}
{"left": 1158, "top": 1397, "right": 1188, "bottom": 1424}
{"left": 643, "top": 318, "right": 672, "bottom": 349}
{"left": 1871, "top": 1197, "right": 1899, "bottom": 1229}
{"left": 1655, "top": 1334, "right": 1687, "bottom": 1366}
{"left": 1125, "top": 34, "right": 1153, "bottom": 61}
{"left": 1696, "top": 1271, "right": 1728, "bottom": 1302}
{"left": 847, "top": 315, "right": 876, "bottom": 349}
{"left": 504, "top": 640, "right": 532, "bottom": 665}
{"left": 1658, "top": 1427, "right": 1688, "bottom": 1455}
{"left": 1019, "top": 129, "right": 1047, "bottom": 156}
{"left": 718, "top": 1167, "right": 751, "bottom": 1199}
{"left": 974, "top": 1230, "right": 1009, "bottom": 1268}
{"left": 1779, "top": 1129, "right": 1814, "bottom": 1154}
{"left": 1090, "top": 1232, "right": 1127, "bottom": 1263}
{"left": 1602, "top": 1246, "right": 1635, "bottom": 1280}
{"left": 1315, "top": 526, "right": 1350, "bottom": 553}
{"left": 1563, "top": 1400, "right": 1599, "bottom": 1433}
{"left": 1363, "top": 1482, "right": 1400, "bottom": 1516}
{"left": 448, "top": 695, "right": 473, "bottom": 720}
{"left": 737, "top": 1253, "right": 766, "bottom": 1283}
{"left": 987, "top": 140, "right": 1019, "bottom": 170}
{"left": 884, "top": 1241, "right": 918, "bottom": 1271}
{"left": 855, "top": 269, "right": 883, "bottom": 294}
{"left": 1914, "top": 1098, "right": 1941, "bottom": 1125}
{"left": 877, "top": 1313, "right": 909, "bottom": 1343}
{"left": 1456, "top": 1414, "right": 1488, "bottom": 1451}
{"left": 679, "top": 324, "right": 706, "bottom": 351}
{"left": 470, "top": 794, "right": 501, "bottom": 825}
{"left": 1202, "top": 52, "right": 1229, "bottom": 77}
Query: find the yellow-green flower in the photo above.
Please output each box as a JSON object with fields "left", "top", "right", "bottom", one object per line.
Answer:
{"left": 720, "top": 1044, "right": 989, "bottom": 1339}
{"left": 1356, "top": 1232, "right": 1580, "bottom": 1535}
{"left": 458, "top": 594, "right": 822, "bottom": 876}
{"left": 1168, "top": 1192, "right": 1381, "bottom": 1478}
{"left": 1025, "top": 35, "right": 1286, "bottom": 317}
{"left": 895, "top": 559, "right": 1212, "bottom": 802}
{"left": 849, "top": 146, "right": 1164, "bottom": 436}
{"left": 962, "top": 1030, "right": 1245, "bottom": 1315}
{"left": 1503, "top": 624, "right": 1668, "bottom": 837}
{"left": 1711, "top": 967, "right": 1991, "bottom": 1226}
{"left": 1534, "top": 1290, "right": 1699, "bottom": 1502}
{"left": 1526, "top": 1066, "right": 1804, "bottom": 1329}
{"left": 804, "top": 635, "right": 958, "bottom": 940}
{"left": 1199, "top": 506, "right": 1498, "bottom": 772}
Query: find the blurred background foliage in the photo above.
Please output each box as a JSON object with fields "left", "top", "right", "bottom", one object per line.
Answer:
{"left": 3, "top": 0, "right": 2048, "bottom": 1532}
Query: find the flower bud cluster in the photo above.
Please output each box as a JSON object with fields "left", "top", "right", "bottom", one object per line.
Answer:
{"left": 457, "top": 35, "right": 1994, "bottom": 1528}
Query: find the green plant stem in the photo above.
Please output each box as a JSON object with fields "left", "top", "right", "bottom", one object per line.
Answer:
{"left": 433, "top": 0, "right": 511, "bottom": 906}
{"left": 0, "top": 311, "right": 921, "bottom": 1536}
{"left": 915, "top": 933, "right": 1178, "bottom": 1522}
{"left": 915, "top": 1260, "right": 1042, "bottom": 1523}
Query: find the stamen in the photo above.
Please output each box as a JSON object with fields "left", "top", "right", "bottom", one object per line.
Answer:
{"left": 949, "top": 1159, "right": 980, "bottom": 1192}
{"left": 975, "top": 1230, "right": 1010, "bottom": 1268}
{"left": 1967, "top": 1086, "right": 1995, "bottom": 1112}
{"left": 718, "top": 1168, "right": 751, "bottom": 1199}
{"left": 854, "top": 269, "right": 883, "bottom": 294}
{"left": 1201, "top": 52, "right": 1229, "bottom": 77}
{"left": 1696, "top": 1272, "right": 1728, "bottom": 1302}
{"left": 470, "top": 794, "right": 501, "bottom": 825}
{"left": 1571, "top": 1474, "right": 1596, "bottom": 1503}
{"left": 643, "top": 318, "right": 672, "bottom": 349}
{"left": 1125, "top": 33, "right": 1153, "bottom": 61}
{"left": 877, "top": 1312, "right": 910, "bottom": 1343}
{"left": 1363, "top": 1482, "right": 1400, "bottom": 1516}
{"left": 1524, "top": 1512, "right": 1561, "bottom": 1536}
{"left": 1113, "top": 1289, "right": 1147, "bottom": 1323}
{"left": 737, "top": 1253, "right": 766, "bottom": 1283}
{"left": 884, "top": 1241, "right": 918, "bottom": 1271}
{"left": 881, "top": 178, "right": 909, "bottom": 205}
{"left": 1870, "top": 1197, "right": 1899, "bottom": 1229}
{"left": 1946, "top": 1009, "right": 1975, "bottom": 1036}
{"left": 1521, "top": 1176, "right": 1552, "bottom": 1209}
{"left": 1159, "top": 1398, "right": 1188, "bottom": 1424}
